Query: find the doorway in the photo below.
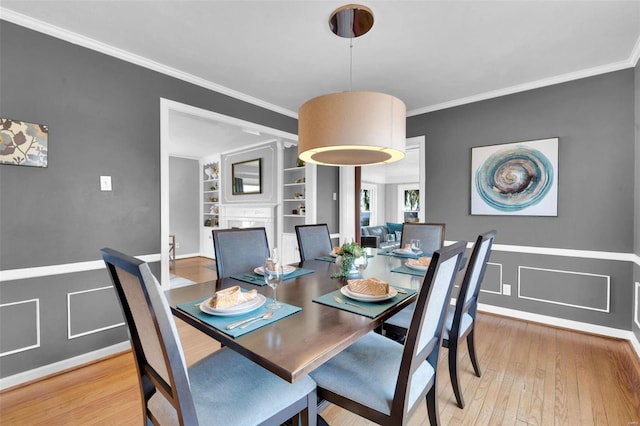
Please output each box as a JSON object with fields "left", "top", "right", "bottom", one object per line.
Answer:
{"left": 159, "top": 98, "right": 297, "bottom": 288}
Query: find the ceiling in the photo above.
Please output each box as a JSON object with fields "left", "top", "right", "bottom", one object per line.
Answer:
{"left": 2, "top": 1, "right": 639, "bottom": 157}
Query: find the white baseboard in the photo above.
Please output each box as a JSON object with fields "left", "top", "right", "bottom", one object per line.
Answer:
{"left": 630, "top": 333, "right": 640, "bottom": 360}
{"left": 0, "top": 341, "right": 130, "bottom": 391}
{"left": 479, "top": 303, "right": 640, "bottom": 359}
{"left": 175, "top": 252, "right": 201, "bottom": 260}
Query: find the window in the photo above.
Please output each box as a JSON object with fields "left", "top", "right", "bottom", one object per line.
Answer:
{"left": 360, "top": 184, "right": 376, "bottom": 226}
{"left": 398, "top": 184, "right": 419, "bottom": 222}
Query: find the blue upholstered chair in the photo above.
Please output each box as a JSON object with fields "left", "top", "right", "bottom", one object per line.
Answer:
{"left": 101, "top": 248, "right": 317, "bottom": 426}
{"left": 212, "top": 227, "right": 270, "bottom": 278}
{"left": 443, "top": 230, "right": 496, "bottom": 408}
{"left": 309, "top": 241, "right": 467, "bottom": 425}
{"left": 295, "top": 224, "right": 333, "bottom": 261}
{"left": 384, "top": 230, "right": 496, "bottom": 409}
{"left": 399, "top": 223, "right": 446, "bottom": 255}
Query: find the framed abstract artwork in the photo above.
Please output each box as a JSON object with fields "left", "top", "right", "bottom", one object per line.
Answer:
{"left": 471, "top": 137, "right": 558, "bottom": 216}
{"left": 0, "top": 118, "right": 49, "bottom": 167}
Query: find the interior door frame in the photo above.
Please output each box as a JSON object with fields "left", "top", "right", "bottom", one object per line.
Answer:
{"left": 159, "top": 98, "right": 297, "bottom": 288}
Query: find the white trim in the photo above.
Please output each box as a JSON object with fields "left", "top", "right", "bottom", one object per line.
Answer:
{"left": 631, "top": 333, "right": 640, "bottom": 361}
{"left": 176, "top": 252, "right": 200, "bottom": 260}
{"left": 478, "top": 303, "right": 634, "bottom": 341}
{"left": 635, "top": 282, "right": 640, "bottom": 329}
{"left": 0, "top": 299, "right": 40, "bottom": 357}
{"left": 479, "top": 262, "right": 503, "bottom": 295}
{"left": 67, "top": 287, "right": 125, "bottom": 340}
{"left": 0, "top": 254, "right": 160, "bottom": 282}
{"left": 0, "top": 8, "right": 297, "bottom": 119}
{"left": 0, "top": 246, "right": 635, "bottom": 283}
{"left": 444, "top": 240, "right": 635, "bottom": 263}
{"left": 407, "top": 57, "right": 637, "bottom": 117}
{"left": 518, "top": 266, "right": 610, "bottom": 313}
{"left": 0, "top": 341, "right": 131, "bottom": 391}
{"left": 630, "top": 34, "right": 640, "bottom": 67}
{"left": 160, "top": 98, "right": 298, "bottom": 288}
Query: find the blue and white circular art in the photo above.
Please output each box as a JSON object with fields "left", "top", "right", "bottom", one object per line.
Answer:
{"left": 475, "top": 146, "right": 554, "bottom": 212}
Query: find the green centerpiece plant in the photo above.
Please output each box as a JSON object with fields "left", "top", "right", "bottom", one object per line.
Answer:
{"left": 331, "top": 241, "right": 365, "bottom": 279}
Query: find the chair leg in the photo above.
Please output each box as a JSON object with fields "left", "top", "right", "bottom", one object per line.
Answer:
{"left": 448, "top": 339, "right": 465, "bottom": 409}
{"left": 306, "top": 389, "right": 318, "bottom": 426}
{"left": 426, "top": 384, "right": 440, "bottom": 425}
{"left": 467, "top": 328, "right": 482, "bottom": 377}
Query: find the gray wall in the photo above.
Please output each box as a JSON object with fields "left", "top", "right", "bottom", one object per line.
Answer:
{"left": 169, "top": 156, "right": 200, "bottom": 256}
{"left": 317, "top": 165, "right": 340, "bottom": 233}
{"left": 0, "top": 21, "right": 296, "bottom": 379}
{"left": 408, "top": 70, "right": 636, "bottom": 330}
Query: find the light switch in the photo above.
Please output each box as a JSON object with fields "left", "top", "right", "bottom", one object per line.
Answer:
{"left": 100, "top": 176, "right": 112, "bottom": 191}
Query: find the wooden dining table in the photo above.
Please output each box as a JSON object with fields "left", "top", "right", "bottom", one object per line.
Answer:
{"left": 166, "top": 250, "right": 426, "bottom": 383}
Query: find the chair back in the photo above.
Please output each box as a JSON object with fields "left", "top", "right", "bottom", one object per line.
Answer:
{"left": 295, "top": 224, "right": 332, "bottom": 261}
{"left": 400, "top": 223, "right": 446, "bottom": 255}
{"left": 451, "top": 230, "right": 496, "bottom": 337}
{"left": 212, "top": 227, "right": 270, "bottom": 278}
{"left": 101, "top": 248, "right": 197, "bottom": 425}
{"left": 391, "top": 240, "right": 466, "bottom": 419}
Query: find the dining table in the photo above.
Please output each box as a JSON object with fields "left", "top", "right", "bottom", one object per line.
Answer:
{"left": 166, "top": 248, "right": 429, "bottom": 383}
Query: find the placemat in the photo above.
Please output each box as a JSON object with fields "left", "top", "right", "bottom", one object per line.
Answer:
{"left": 315, "top": 255, "right": 337, "bottom": 262}
{"left": 391, "top": 265, "right": 426, "bottom": 277}
{"left": 312, "top": 286, "right": 416, "bottom": 319}
{"left": 378, "top": 250, "right": 433, "bottom": 259}
{"left": 177, "top": 297, "right": 301, "bottom": 339}
{"left": 231, "top": 267, "right": 315, "bottom": 286}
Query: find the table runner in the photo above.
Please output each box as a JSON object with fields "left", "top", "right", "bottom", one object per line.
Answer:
{"left": 177, "top": 297, "right": 301, "bottom": 338}
{"left": 312, "top": 286, "right": 416, "bottom": 319}
{"left": 231, "top": 267, "right": 315, "bottom": 286}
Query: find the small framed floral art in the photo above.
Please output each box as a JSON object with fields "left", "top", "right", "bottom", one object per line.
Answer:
{"left": 0, "top": 118, "right": 49, "bottom": 167}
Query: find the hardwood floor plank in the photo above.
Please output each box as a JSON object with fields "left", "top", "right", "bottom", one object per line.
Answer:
{"left": 515, "top": 321, "right": 543, "bottom": 425}
{"left": 539, "top": 324, "right": 558, "bottom": 426}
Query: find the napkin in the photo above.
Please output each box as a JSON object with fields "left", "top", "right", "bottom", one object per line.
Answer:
{"left": 406, "top": 257, "right": 431, "bottom": 268}
{"left": 347, "top": 277, "right": 389, "bottom": 296}
{"left": 209, "top": 286, "right": 258, "bottom": 309}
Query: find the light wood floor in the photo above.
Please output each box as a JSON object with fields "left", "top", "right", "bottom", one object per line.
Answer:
{"left": 2, "top": 257, "right": 639, "bottom": 425}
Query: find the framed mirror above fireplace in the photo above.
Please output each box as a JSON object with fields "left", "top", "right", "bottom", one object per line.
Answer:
{"left": 232, "top": 158, "right": 262, "bottom": 195}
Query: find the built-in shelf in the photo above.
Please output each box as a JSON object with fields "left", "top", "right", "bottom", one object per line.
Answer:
{"left": 203, "top": 162, "right": 220, "bottom": 228}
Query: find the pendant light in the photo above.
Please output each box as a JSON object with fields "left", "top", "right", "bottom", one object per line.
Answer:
{"left": 298, "top": 4, "right": 406, "bottom": 166}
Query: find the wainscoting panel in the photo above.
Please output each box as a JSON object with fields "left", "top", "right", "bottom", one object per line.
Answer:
{"left": 518, "top": 266, "right": 610, "bottom": 312}
{"left": 67, "top": 286, "right": 125, "bottom": 339}
{"left": 480, "top": 262, "right": 503, "bottom": 295}
{"left": 0, "top": 299, "right": 40, "bottom": 357}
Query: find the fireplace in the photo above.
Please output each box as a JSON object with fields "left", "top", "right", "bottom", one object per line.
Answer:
{"left": 219, "top": 204, "right": 276, "bottom": 248}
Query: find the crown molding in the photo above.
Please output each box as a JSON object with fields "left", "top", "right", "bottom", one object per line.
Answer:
{"left": 407, "top": 54, "right": 639, "bottom": 117}
{"left": 0, "top": 8, "right": 298, "bottom": 119}
{"left": 630, "top": 34, "right": 640, "bottom": 67}
{"left": 2, "top": 8, "right": 638, "bottom": 120}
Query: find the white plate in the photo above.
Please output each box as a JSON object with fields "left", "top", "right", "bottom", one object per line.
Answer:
{"left": 393, "top": 248, "right": 422, "bottom": 257}
{"left": 254, "top": 265, "right": 296, "bottom": 276}
{"left": 341, "top": 285, "right": 398, "bottom": 302}
{"left": 328, "top": 252, "right": 338, "bottom": 257}
{"left": 199, "top": 294, "right": 266, "bottom": 316}
{"left": 405, "top": 259, "right": 431, "bottom": 271}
